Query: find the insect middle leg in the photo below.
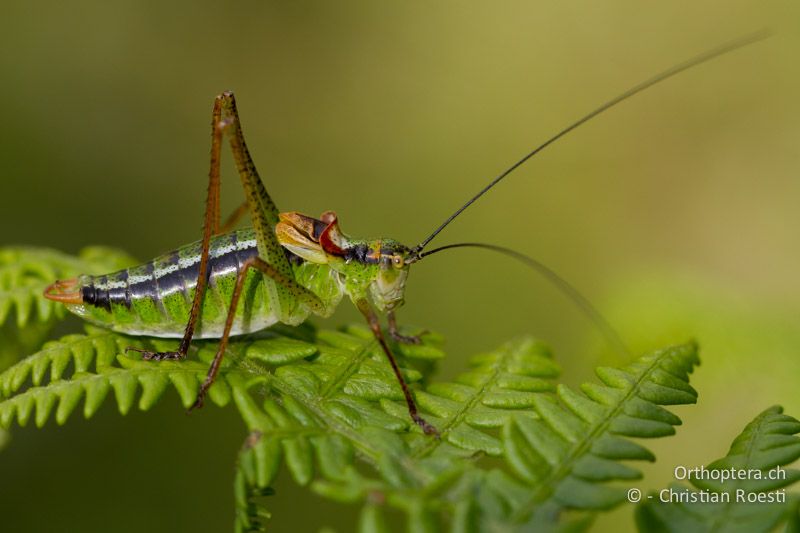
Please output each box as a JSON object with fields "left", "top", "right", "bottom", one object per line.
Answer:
{"left": 190, "top": 256, "right": 325, "bottom": 409}
{"left": 387, "top": 310, "right": 426, "bottom": 345}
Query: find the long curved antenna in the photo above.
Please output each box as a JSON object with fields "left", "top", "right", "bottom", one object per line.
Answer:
{"left": 418, "top": 242, "right": 630, "bottom": 356}
{"left": 411, "top": 30, "right": 770, "bottom": 254}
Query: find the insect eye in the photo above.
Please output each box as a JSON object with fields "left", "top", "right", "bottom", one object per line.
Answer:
{"left": 392, "top": 255, "right": 403, "bottom": 268}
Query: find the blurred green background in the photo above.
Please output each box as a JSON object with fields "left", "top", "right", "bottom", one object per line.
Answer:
{"left": 1, "top": 1, "right": 798, "bottom": 531}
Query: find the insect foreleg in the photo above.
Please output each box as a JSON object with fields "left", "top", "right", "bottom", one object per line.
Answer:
{"left": 387, "top": 310, "right": 424, "bottom": 345}
{"left": 356, "top": 300, "right": 438, "bottom": 436}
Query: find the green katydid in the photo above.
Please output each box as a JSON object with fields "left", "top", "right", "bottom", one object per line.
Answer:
{"left": 43, "top": 32, "right": 768, "bottom": 435}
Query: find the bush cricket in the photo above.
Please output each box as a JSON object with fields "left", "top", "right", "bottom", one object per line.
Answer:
{"left": 44, "top": 32, "right": 768, "bottom": 435}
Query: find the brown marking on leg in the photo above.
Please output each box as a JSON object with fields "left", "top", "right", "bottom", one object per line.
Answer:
{"left": 356, "top": 300, "right": 438, "bottom": 436}
{"left": 190, "top": 256, "right": 325, "bottom": 410}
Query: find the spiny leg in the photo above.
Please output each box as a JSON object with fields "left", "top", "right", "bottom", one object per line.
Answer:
{"left": 190, "top": 256, "right": 325, "bottom": 410}
{"left": 214, "top": 92, "right": 299, "bottom": 331}
{"left": 127, "top": 94, "right": 227, "bottom": 361}
{"left": 216, "top": 92, "right": 293, "bottom": 274}
{"left": 387, "top": 310, "right": 426, "bottom": 345}
{"left": 357, "top": 300, "right": 438, "bottom": 436}
{"left": 130, "top": 91, "right": 294, "bottom": 362}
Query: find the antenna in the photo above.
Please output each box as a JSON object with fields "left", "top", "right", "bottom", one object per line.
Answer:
{"left": 418, "top": 242, "right": 630, "bottom": 356}
{"left": 411, "top": 30, "right": 770, "bottom": 255}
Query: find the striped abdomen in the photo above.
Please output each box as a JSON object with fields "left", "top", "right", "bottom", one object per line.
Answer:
{"left": 69, "top": 228, "right": 340, "bottom": 338}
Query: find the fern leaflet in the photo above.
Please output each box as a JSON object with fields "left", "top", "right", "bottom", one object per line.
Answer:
{"left": 0, "top": 246, "right": 136, "bottom": 329}
{"left": 636, "top": 405, "right": 800, "bottom": 533}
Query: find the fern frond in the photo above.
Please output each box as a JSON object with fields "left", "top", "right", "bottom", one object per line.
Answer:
{"left": 398, "top": 335, "right": 559, "bottom": 458}
{"left": 508, "top": 342, "right": 700, "bottom": 526}
{"left": 0, "top": 291, "right": 701, "bottom": 531}
{"left": 0, "top": 246, "right": 136, "bottom": 328}
{"left": 0, "top": 326, "right": 232, "bottom": 428}
{"left": 223, "top": 331, "right": 698, "bottom": 531}
{"left": 636, "top": 405, "right": 800, "bottom": 533}
{"left": 235, "top": 432, "right": 275, "bottom": 533}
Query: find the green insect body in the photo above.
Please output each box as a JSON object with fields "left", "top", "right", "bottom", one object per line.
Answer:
{"left": 65, "top": 229, "right": 332, "bottom": 338}
{"left": 59, "top": 217, "right": 412, "bottom": 339}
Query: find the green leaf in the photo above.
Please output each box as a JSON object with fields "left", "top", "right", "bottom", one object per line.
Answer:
{"left": 0, "top": 327, "right": 227, "bottom": 428}
{"left": 246, "top": 337, "right": 318, "bottom": 365}
{"left": 636, "top": 406, "right": 800, "bottom": 533}
{"left": 504, "top": 342, "right": 699, "bottom": 525}
{"left": 0, "top": 247, "right": 136, "bottom": 329}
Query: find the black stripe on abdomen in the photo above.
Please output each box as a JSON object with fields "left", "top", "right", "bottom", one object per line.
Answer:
{"left": 108, "top": 270, "right": 131, "bottom": 308}
{"left": 82, "top": 272, "right": 132, "bottom": 311}
{"left": 154, "top": 251, "right": 191, "bottom": 302}
{"left": 128, "top": 263, "right": 158, "bottom": 302}
{"left": 82, "top": 282, "right": 110, "bottom": 311}
{"left": 83, "top": 233, "right": 262, "bottom": 315}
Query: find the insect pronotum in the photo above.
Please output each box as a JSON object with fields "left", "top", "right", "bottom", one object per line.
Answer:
{"left": 43, "top": 31, "right": 768, "bottom": 435}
